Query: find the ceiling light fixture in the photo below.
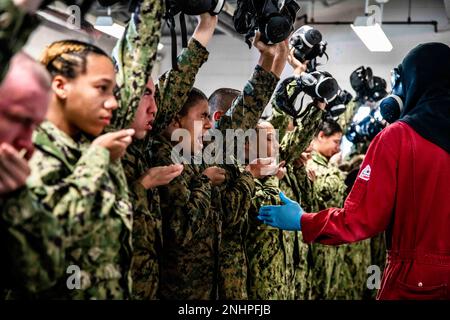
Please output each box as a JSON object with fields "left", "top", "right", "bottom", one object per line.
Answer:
{"left": 94, "top": 6, "right": 125, "bottom": 39}
{"left": 351, "top": 0, "right": 393, "bottom": 52}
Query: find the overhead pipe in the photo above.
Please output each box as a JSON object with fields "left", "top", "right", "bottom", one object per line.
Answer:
{"left": 297, "top": 15, "right": 438, "bottom": 33}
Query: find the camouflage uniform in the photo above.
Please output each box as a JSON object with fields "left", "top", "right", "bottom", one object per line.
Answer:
{"left": 214, "top": 165, "right": 254, "bottom": 300}
{"left": 1, "top": 121, "right": 133, "bottom": 299}
{"left": 337, "top": 100, "right": 359, "bottom": 132}
{"left": 307, "top": 151, "right": 372, "bottom": 299}
{"left": 266, "top": 72, "right": 328, "bottom": 300}
{"left": 271, "top": 104, "right": 325, "bottom": 300}
{"left": 243, "top": 79, "right": 301, "bottom": 300}
{"left": 140, "top": 37, "right": 212, "bottom": 299}
{"left": 0, "top": 0, "right": 40, "bottom": 81}
{"left": 149, "top": 134, "right": 219, "bottom": 300}
{"left": 215, "top": 65, "right": 279, "bottom": 299}
{"left": 246, "top": 175, "right": 294, "bottom": 300}
{"left": 108, "top": 0, "right": 165, "bottom": 300}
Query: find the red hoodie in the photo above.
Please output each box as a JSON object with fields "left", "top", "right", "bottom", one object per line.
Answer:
{"left": 301, "top": 121, "right": 450, "bottom": 300}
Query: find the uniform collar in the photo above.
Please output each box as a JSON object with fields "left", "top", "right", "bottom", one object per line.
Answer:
{"left": 312, "top": 150, "right": 329, "bottom": 167}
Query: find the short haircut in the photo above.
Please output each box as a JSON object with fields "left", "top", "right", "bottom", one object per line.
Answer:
{"left": 208, "top": 88, "right": 240, "bottom": 114}
{"left": 315, "top": 118, "right": 343, "bottom": 137}
{"left": 3, "top": 52, "right": 51, "bottom": 91}
{"left": 178, "top": 87, "right": 208, "bottom": 117}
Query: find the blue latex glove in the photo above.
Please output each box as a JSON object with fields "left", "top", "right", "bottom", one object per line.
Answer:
{"left": 257, "top": 192, "right": 303, "bottom": 231}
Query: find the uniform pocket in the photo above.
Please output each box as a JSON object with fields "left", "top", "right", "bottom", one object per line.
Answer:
{"left": 391, "top": 280, "right": 448, "bottom": 300}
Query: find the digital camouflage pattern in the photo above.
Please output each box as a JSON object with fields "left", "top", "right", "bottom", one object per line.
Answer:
{"left": 307, "top": 151, "right": 372, "bottom": 299}
{"left": 149, "top": 134, "right": 219, "bottom": 300}
{"left": 1, "top": 121, "right": 133, "bottom": 299}
{"left": 214, "top": 64, "right": 279, "bottom": 300}
{"left": 269, "top": 83, "right": 325, "bottom": 300}
{"left": 217, "top": 65, "right": 279, "bottom": 133}
{"left": 214, "top": 165, "right": 254, "bottom": 300}
{"left": 246, "top": 175, "right": 296, "bottom": 300}
{"left": 337, "top": 100, "right": 359, "bottom": 133}
{"left": 111, "top": 0, "right": 164, "bottom": 130}
{"left": 275, "top": 108, "right": 324, "bottom": 300}
{"left": 0, "top": 0, "right": 40, "bottom": 81}
{"left": 128, "top": 37, "right": 209, "bottom": 300}
{"left": 108, "top": 0, "right": 164, "bottom": 300}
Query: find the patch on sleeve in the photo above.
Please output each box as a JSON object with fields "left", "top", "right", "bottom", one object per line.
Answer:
{"left": 359, "top": 164, "right": 371, "bottom": 181}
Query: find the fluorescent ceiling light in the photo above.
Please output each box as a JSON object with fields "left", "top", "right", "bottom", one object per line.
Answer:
{"left": 94, "top": 16, "right": 125, "bottom": 39}
{"left": 351, "top": 14, "right": 392, "bottom": 52}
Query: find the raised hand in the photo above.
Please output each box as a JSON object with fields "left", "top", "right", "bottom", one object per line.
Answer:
{"left": 0, "top": 143, "right": 31, "bottom": 195}
{"left": 287, "top": 48, "right": 308, "bottom": 76}
{"left": 193, "top": 12, "right": 218, "bottom": 48}
{"left": 245, "top": 157, "right": 278, "bottom": 179}
{"left": 275, "top": 161, "right": 287, "bottom": 180}
{"left": 140, "top": 164, "right": 184, "bottom": 189}
{"left": 92, "top": 129, "right": 135, "bottom": 161}
{"left": 202, "top": 166, "right": 226, "bottom": 186}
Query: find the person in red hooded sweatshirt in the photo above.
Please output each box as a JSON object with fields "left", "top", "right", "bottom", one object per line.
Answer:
{"left": 258, "top": 42, "right": 450, "bottom": 300}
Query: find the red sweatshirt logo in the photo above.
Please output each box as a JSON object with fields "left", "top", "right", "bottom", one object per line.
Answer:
{"left": 359, "top": 165, "right": 371, "bottom": 181}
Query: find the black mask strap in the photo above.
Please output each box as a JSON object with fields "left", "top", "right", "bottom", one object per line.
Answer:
{"left": 180, "top": 12, "right": 188, "bottom": 48}
{"left": 166, "top": 13, "right": 179, "bottom": 71}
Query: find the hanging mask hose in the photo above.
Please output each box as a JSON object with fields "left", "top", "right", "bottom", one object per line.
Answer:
{"left": 164, "top": 0, "right": 225, "bottom": 69}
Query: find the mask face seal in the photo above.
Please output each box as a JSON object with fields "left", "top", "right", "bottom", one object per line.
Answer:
{"left": 233, "top": 0, "right": 300, "bottom": 47}
{"left": 379, "top": 67, "right": 405, "bottom": 123}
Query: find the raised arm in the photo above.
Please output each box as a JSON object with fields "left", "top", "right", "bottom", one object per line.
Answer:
{"left": 216, "top": 35, "right": 287, "bottom": 132}
{"left": 111, "top": 0, "right": 164, "bottom": 130}
{"left": 152, "top": 14, "right": 217, "bottom": 133}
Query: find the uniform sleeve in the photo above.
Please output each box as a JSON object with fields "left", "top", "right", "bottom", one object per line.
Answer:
{"left": 0, "top": 190, "right": 62, "bottom": 294}
{"left": 280, "top": 106, "right": 323, "bottom": 164}
{"left": 153, "top": 38, "right": 209, "bottom": 133}
{"left": 252, "top": 176, "right": 281, "bottom": 209}
{"left": 111, "top": 0, "right": 164, "bottom": 130}
{"left": 0, "top": 145, "right": 111, "bottom": 293}
{"left": 314, "top": 165, "right": 347, "bottom": 208}
{"left": 158, "top": 170, "right": 212, "bottom": 247}
{"left": 268, "top": 78, "right": 299, "bottom": 140}
{"left": 301, "top": 132, "right": 398, "bottom": 245}
{"left": 220, "top": 166, "right": 255, "bottom": 227}
{"left": 217, "top": 65, "right": 279, "bottom": 132}
{"left": 337, "top": 100, "right": 359, "bottom": 133}
{"left": 0, "top": 0, "right": 39, "bottom": 81}
{"left": 269, "top": 105, "right": 290, "bottom": 143}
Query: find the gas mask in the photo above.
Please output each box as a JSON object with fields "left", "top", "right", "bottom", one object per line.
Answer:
{"left": 326, "top": 89, "right": 353, "bottom": 119}
{"left": 273, "top": 71, "right": 340, "bottom": 119}
{"left": 233, "top": 0, "right": 300, "bottom": 46}
{"left": 301, "top": 71, "right": 340, "bottom": 104}
{"left": 290, "top": 25, "right": 327, "bottom": 63}
{"left": 379, "top": 66, "right": 405, "bottom": 123}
